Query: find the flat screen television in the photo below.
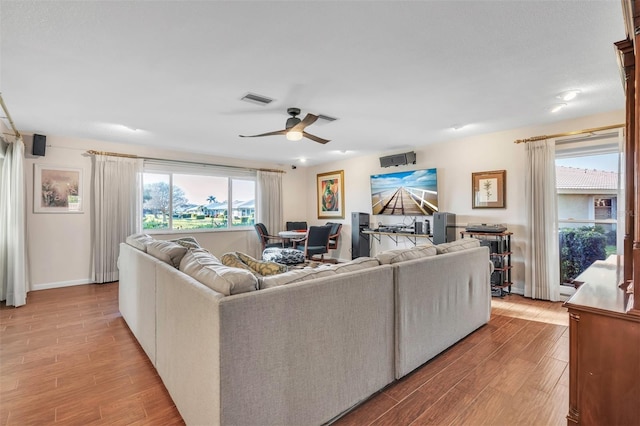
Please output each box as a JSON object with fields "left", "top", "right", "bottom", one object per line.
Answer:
{"left": 370, "top": 168, "right": 438, "bottom": 216}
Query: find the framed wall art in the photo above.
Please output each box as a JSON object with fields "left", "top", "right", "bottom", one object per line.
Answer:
{"left": 34, "top": 164, "right": 83, "bottom": 213}
{"left": 472, "top": 169, "right": 506, "bottom": 209}
{"left": 317, "top": 170, "right": 345, "bottom": 219}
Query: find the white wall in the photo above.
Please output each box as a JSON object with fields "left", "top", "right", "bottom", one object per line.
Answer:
{"left": 303, "top": 109, "right": 624, "bottom": 294}
{"left": 22, "top": 109, "right": 624, "bottom": 293}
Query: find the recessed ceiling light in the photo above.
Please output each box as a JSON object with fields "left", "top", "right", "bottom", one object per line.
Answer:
{"left": 299, "top": 158, "right": 307, "bottom": 163}
{"left": 557, "top": 90, "right": 581, "bottom": 101}
{"left": 551, "top": 103, "right": 567, "bottom": 113}
{"left": 451, "top": 124, "right": 465, "bottom": 131}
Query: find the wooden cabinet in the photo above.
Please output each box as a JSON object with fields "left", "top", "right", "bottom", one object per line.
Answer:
{"left": 461, "top": 231, "right": 512, "bottom": 296}
{"left": 563, "top": 259, "right": 640, "bottom": 425}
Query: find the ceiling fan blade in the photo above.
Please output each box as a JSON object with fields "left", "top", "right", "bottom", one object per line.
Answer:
{"left": 239, "top": 129, "right": 287, "bottom": 138}
{"left": 290, "top": 113, "right": 318, "bottom": 133}
{"left": 303, "top": 131, "right": 330, "bottom": 144}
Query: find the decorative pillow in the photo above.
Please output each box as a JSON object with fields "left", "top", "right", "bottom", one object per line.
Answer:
{"left": 262, "top": 247, "right": 305, "bottom": 265}
{"left": 329, "top": 257, "right": 380, "bottom": 273}
{"left": 436, "top": 238, "right": 481, "bottom": 254}
{"left": 170, "top": 236, "right": 201, "bottom": 250}
{"left": 146, "top": 240, "right": 188, "bottom": 268}
{"left": 259, "top": 268, "right": 336, "bottom": 289}
{"left": 236, "top": 252, "right": 288, "bottom": 276}
{"left": 180, "top": 248, "right": 257, "bottom": 296}
{"left": 375, "top": 244, "right": 437, "bottom": 265}
{"left": 126, "top": 233, "right": 154, "bottom": 252}
{"left": 220, "top": 252, "right": 253, "bottom": 272}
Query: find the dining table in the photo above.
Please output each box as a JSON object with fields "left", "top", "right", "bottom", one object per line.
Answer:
{"left": 278, "top": 230, "right": 307, "bottom": 248}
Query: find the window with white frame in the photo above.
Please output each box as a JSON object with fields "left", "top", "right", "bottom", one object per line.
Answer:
{"left": 141, "top": 160, "right": 256, "bottom": 232}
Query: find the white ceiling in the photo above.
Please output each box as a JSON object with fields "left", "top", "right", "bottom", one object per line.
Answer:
{"left": 1, "top": 1, "right": 626, "bottom": 167}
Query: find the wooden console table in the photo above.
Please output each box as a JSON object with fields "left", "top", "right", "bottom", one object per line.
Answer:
{"left": 563, "top": 257, "right": 640, "bottom": 425}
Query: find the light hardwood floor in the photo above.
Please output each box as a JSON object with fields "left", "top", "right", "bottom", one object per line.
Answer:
{"left": 1, "top": 283, "right": 569, "bottom": 425}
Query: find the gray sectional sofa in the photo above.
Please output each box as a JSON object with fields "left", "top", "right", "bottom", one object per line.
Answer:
{"left": 118, "top": 236, "right": 491, "bottom": 425}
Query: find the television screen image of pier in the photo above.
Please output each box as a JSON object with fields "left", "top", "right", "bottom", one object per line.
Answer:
{"left": 370, "top": 168, "right": 439, "bottom": 216}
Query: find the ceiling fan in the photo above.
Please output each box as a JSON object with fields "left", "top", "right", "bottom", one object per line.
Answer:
{"left": 239, "top": 107, "right": 330, "bottom": 144}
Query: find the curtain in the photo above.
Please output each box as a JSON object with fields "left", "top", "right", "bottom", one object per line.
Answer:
{"left": 92, "top": 154, "right": 143, "bottom": 283}
{"left": 0, "top": 137, "right": 28, "bottom": 306}
{"left": 525, "top": 139, "right": 560, "bottom": 301}
{"left": 257, "top": 170, "right": 283, "bottom": 239}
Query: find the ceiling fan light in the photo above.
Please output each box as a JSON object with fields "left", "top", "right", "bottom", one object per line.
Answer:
{"left": 286, "top": 130, "right": 303, "bottom": 141}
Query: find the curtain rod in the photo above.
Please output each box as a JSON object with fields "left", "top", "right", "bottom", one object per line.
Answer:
{"left": 513, "top": 123, "right": 624, "bottom": 144}
{"left": 0, "top": 93, "right": 22, "bottom": 140}
{"left": 85, "top": 150, "right": 286, "bottom": 174}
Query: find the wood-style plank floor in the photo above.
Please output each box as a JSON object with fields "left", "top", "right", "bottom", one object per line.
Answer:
{"left": 1, "top": 283, "right": 569, "bottom": 425}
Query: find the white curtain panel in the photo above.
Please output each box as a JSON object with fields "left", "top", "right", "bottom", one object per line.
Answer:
{"left": 525, "top": 139, "right": 560, "bottom": 301}
{"left": 92, "top": 154, "right": 143, "bottom": 283}
{"left": 256, "top": 170, "right": 283, "bottom": 243}
{"left": 0, "top": 137, "right": 28, "bottom": 306}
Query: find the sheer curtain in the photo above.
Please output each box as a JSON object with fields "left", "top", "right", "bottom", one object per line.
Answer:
{"left": 257, "top": 170, "right": 283, "bottom": 239}
{"left": 525, "top": 139, "right": 560, "bottom": 301}
{"left": 92, "top": 154, "right": 143, "bottom": 283}
{"left": 0, "top": 137, "right": 28, "bottom": 306}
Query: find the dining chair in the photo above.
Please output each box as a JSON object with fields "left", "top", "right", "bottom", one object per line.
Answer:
{"left": 254, "top": 223, "right": 286, "bottom": 252}
{"left": 325, "top": 222, "right": 343, "bottom": 250}
{"left": 297, "top": 225, "right": 332, "bottom": 261}
{"left": 286, "top": 221, "right": 308, "bottom": 231}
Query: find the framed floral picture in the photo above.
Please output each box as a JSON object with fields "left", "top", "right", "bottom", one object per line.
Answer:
{"left": 317, "top": 170, "right": 345, "bottom": 219}
{"left": 472, "top": 170, "right": 506, "bottom": 209}
{"left": 34, "top": 164, "right": 83, "bottom": 213}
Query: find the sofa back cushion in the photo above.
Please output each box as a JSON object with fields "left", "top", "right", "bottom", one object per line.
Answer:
{"left": 126, "top": 233, "right": 154, "bottom": 252}
{"left": 146, "top": 240, "right": 188, "bottom": 268}
{"left": 180, "top": 248, "right": 258, "bottom": 296}
{"left": 329, "top": 257, "right": 380, "bottom": 273}
{"left": 376, "top": 244, "right": 437, "bottom": 265}
{"left": 435, "top": 238, "right": 480, "bottom": 254}
{"left": 259, "top": 268, "right": 336, "bottom": 290}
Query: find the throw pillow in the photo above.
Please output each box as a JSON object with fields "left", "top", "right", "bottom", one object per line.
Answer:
{"left": 262, "top": 247, "right": 305, "bottom": 265}
{"left": 180, "top": 248, "right": 257, "bottom": 296}
{"left": 435, "top": 238, "right": 481, "bottom": 254}
{"left": 126, "top": 233, "right": 154, "bottom": 252}
{"left": 236, "top": 252, "right": 288, "bottom": 276}
{"left": 146, "top": 240, "right": 188, "bottom": 268}
{"left": 170, "top": 236, "right": 201, "bottom": 250}
{"left": 220, "top": 252, "right": 253, "bottom": 272}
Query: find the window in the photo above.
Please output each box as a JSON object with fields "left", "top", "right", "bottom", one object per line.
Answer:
{"left": 141, "top": 160, "right": 256, "bottom": 232}
{"left": 555, "top": 131, "right": 622, "bottom": 285}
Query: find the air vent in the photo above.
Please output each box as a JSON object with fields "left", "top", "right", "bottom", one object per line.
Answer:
{"left": 317, "top": 114, "right": 338, "bottom": 123}
{"left": 240, "top": 93, "right": 274, "bottom": 106}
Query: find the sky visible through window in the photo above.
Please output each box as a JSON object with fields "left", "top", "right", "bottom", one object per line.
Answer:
{"left": 555, "top": 153, "right": 618, "bottom": 172}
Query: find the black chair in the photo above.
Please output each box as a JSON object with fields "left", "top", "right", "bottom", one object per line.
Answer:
{"left": 297, "top": 225, "right": 332, "bottom": 261}
{"left": 254, "top": 223, "right": 285, "bottom": 252}
{"left": 286, "top": 221, "right": 308, "bottom": 231}
{"left": 326, "top": 222, "right": 343, "bottom": 250}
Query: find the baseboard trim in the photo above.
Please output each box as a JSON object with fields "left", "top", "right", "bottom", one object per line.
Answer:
{"left": 31, "top": 278, "right": 95, "bottom": 291}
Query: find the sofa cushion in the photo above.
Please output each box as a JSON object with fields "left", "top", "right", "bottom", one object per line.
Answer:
{"left": 262, "top": 247, "right": 305, "bottom": 265}
{"left": 180, "top": 248, "right": 258, "bottom": 296}
{"left": 375, "top": 244, "right": 437, "bottom": 265}
{"left": 259, "top": 268, "right": 336, "bottom": 289}
{"left": 329, "top": 257, "right": 380, "bottom": 273}
{"left": 126, "top": 233, "right": 154, "bottom": 252}
{"left": 435, "top": 238, "right": 481, "bottom": 254}
{"left": 146, "top": 240, "right": 188, "bottom": 268}
{"left": 170, "top": 236, "right": 201, "bottom": 250}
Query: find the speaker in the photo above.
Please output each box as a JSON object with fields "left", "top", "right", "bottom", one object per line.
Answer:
{"left": 433, "top": 212, "right": 456, "bottom": 244}
{"left": 351, "top": 212, "right": 370, "bottom": 259}
{"left": 32, "top": 134, "right": 46, "bottom": 156}
{"left": 414, "top": 221, "right": 423, "bottom": 235}
{"left": 379, "top": 151, "right": 416, "bottom": 168}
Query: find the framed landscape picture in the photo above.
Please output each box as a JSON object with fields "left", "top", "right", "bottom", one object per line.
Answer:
{"left": 34, "top": 164, "right": 83, "bottom": 213}
{"left": 317, "top": 170, "right": 345, "bottom": 219}
{"left": 472, "top": 169, "right": 506, "bottom": 209}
